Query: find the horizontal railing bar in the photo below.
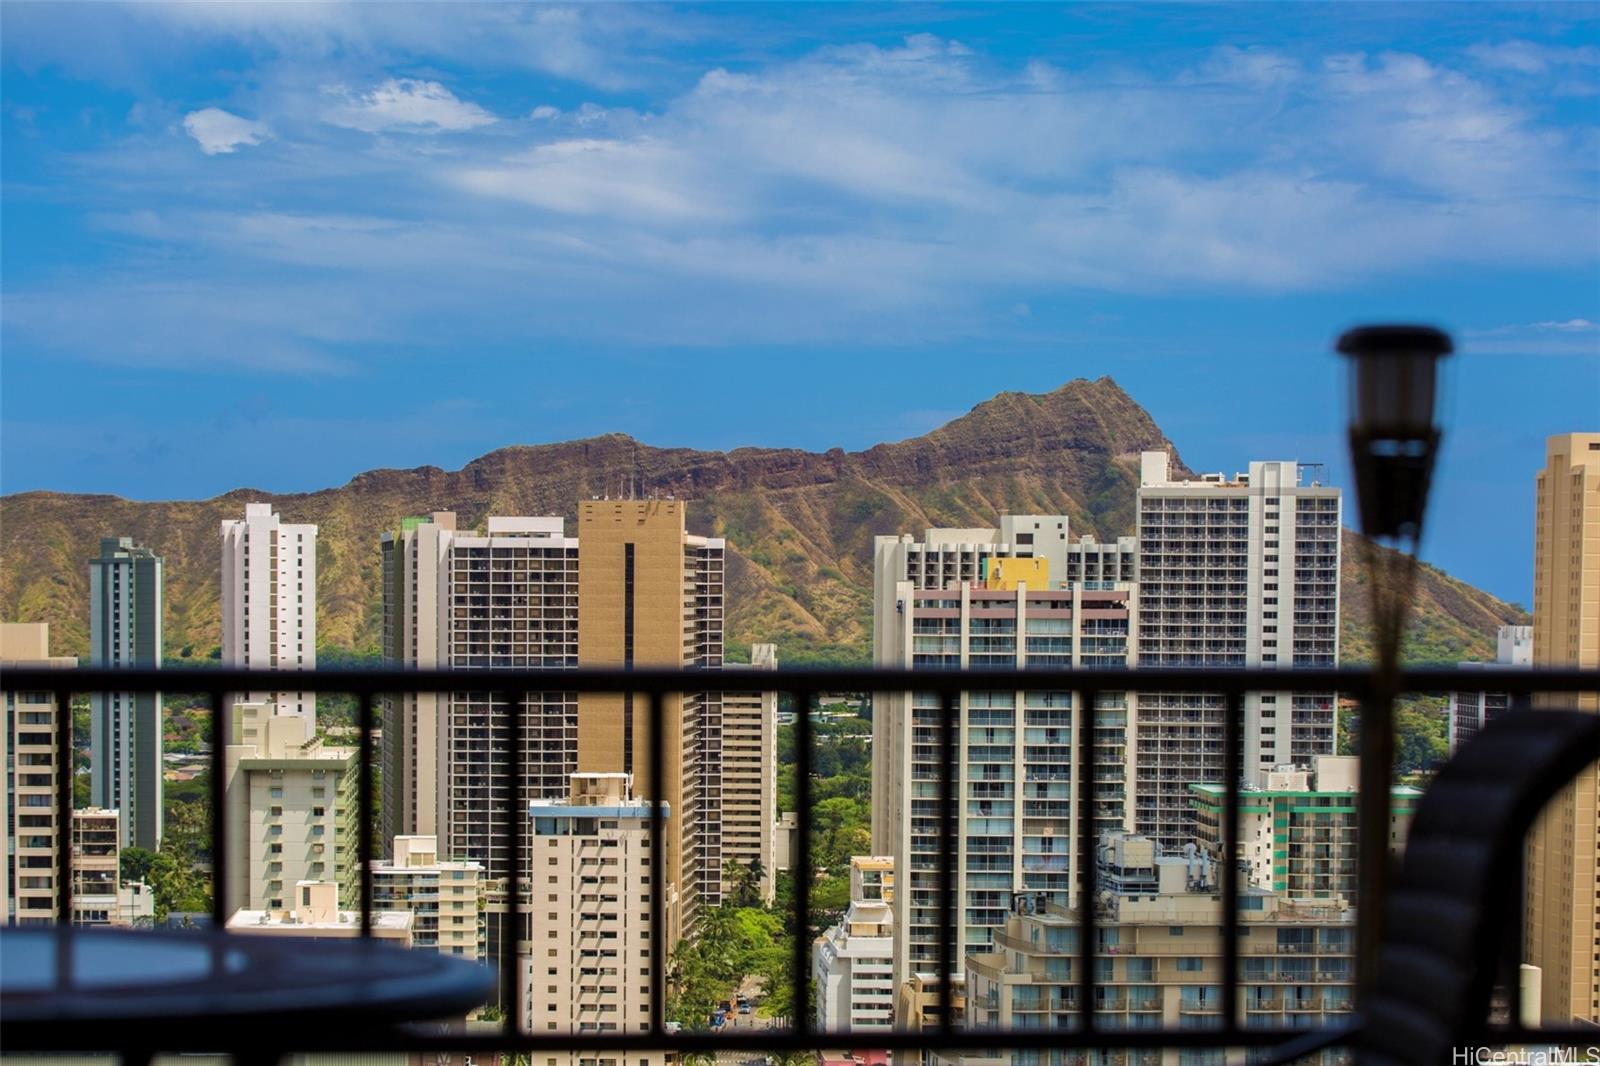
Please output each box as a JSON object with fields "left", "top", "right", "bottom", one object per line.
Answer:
{"left": 14, "top": 1020, "right": 1599, "bottom": 1057}
{"left": 5, "top": 664, "right": 1597, "bottom": 696}
{"left": 12, "top": 1024, "right": 1600, "bottom": 1056}
{"left": 0, "top": 1025, "right": 1357, "bottom": 1054}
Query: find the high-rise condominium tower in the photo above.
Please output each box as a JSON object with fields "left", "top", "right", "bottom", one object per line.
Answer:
{"left": 380, "top": 513, "right": 579, "bottom": 859}
{"left": 576, "top": 499, "right": 726, "bottom": 936}
{"left": 221, "top": 503, "right": 318, "bottom": 729}
{"left": 1525, "top": 432, "right": 1599, "bottom": 1025}
{"left": 382, "top": 501, "right": 730, "bottom": 937}
{"left": 521, "top": 773, "right": 668, "bottom": 1061}
{"left": 1134, "top": 452, "right": 1341, "bottom": 848}
{"left": 876, "top": 512, "right": 1075, "bottom": 851}
{"left": 872, "top": 517, "right": 1137, "bottom": 990}
{"left": 89, "top": 537, "right": 163, "bottom": 849}
{"left": 722, "top": 643, "right": 778, "bottom": 905}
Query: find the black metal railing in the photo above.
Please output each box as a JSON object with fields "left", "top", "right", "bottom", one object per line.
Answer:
{"left": 3, "top": 663, "right": 1597, "bottom": 1060}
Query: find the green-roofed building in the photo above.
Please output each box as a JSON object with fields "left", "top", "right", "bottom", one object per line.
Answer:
{"left": 1189, "top": 755, "right": 1421, "bottom": 902}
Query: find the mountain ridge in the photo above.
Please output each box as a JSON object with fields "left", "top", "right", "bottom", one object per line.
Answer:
{"left": 0, "top": 376, "right": 1525, "bottom": 666}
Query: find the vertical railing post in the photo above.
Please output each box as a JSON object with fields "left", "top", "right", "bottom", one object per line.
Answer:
{"left": 647, "top": 689, "right": 666, "bottom": 1039}
{"left": 53, "top": 688, "right": 73, "bottom": 926}
{"left": 937, "top": 687, "right": 957, "bottom": 1035}
{"left": 501, "top": 689, "right": 523, "bottom": 1040}
{"left": 1076, "top": 686, "right": 1098, "bottom": 1037}
{"left": 1222, "top": 690, "right": 1242, "bottom": 1036}
{"left": 792, "top": 688, "right": 814, "bottom": 1043}
{"left": 1356, "top": 675, "right": 1395, "bottom": 998}
{"left": 211, "top": 687, "right": 229, "bottom": 933}
{"left": 358, "top": 690, "right": 375, "bottom": 939}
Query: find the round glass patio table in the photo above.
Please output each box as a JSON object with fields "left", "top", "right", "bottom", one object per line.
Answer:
{"left": 0, "top": 927, "right": 496, "bottom": 1049}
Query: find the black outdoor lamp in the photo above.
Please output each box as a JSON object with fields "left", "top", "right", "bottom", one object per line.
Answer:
{"left": 1335, "top": 323, "right": 1454, "bottom": 999}
{"left": 1338, "top": 324, "right": 1454, "bottom": 545}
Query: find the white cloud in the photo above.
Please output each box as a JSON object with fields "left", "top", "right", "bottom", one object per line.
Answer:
{"left": 12, "top": 29, "right": 1599, "bottom": 362}
{"left": 1462, "top": 320, "right": 1600, "bottom": 357}
{"left": 182, "top": 107, "right": 269, "bottom": 154}
{"left": 323, "top": 78, "right": 496, "bottom": 133}
{"left": 1468, "top": 41, "right": 1600, "bottom": 75}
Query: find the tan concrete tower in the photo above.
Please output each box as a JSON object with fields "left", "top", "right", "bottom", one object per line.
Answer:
{"left": 1526, "top": 432, "right": 1600, "bottom": 1025}
{"left": 577, "top": 499, "right": 726, "bottom": 937}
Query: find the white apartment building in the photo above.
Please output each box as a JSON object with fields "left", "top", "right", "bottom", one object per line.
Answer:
{"left": 1135, "top": 451, "right": 1341, "bottom": 848}
{"left": 1448, "top": 625, "right": 1533, "bottom": 754}
{"left": 88, "top": 536, "right": 164, "bottom": 850}
{"left": 815, "top": 856, "right": 896, "bottom": 1032}
{"left": 722, "top": 643, "right": 777, "bottom": 905}
{"left": 229, "top": 879, "right": 413, "bottom": 946}
{"left": 373, "top": 835, "right": 485, "bottom": 959}
{"left": 2, "top": 622, "right": 77, "bottom": 926}
{"left": 224, "top": 700, "right": 356, "bottom": 912}
{"left": 964, "top": 833, "right": 1354, "bottom": 1066}
{"left": 520, "top": 773, "right": 670, "bottom": 1065}
{"left": 221, "top": 502, "right": 318, "bottom": 727}
{"left": 871, "top": 520, "right": 1138, "bottom": 993}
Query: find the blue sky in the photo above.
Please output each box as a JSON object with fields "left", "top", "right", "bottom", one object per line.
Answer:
{"left": 3, "top": 3, "right": 1597, "bottom": 606}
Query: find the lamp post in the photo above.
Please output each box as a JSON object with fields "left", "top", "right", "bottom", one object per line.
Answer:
{"left": 1335, "top": 324, "right": 1453, "bottom": 999}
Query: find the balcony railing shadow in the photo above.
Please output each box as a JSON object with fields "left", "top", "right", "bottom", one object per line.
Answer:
{"left": 0, "top": 663, "right": 1596, "bottom": 1066}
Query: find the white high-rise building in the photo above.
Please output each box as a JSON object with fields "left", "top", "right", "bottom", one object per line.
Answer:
{"left": 221, "top": 503, "right": 318, "bottom": 728}
{"left": 876, "top": 515, "right": 1075, "bottom": 857}
{"left": 815, "top": 856, "right": 896, "bottom": 1032}
{"left": 871, "top": 518, "right": 1138, "bottom": 998}
{"left": 89, "top": 536, "right": 164, "bottom": 850}
{"left": 1448, "top": 625, "right": 1533, "bottom": 754}
{"left": 1134, "top": 451, "right": 1341, "bottom": 848}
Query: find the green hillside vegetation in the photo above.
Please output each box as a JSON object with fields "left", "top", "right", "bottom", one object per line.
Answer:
{"left": 1, "top": 379, "right": 1527, "bottom": 674}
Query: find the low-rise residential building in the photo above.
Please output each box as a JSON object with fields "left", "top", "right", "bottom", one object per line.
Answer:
{"left": 520, "top": 773, "right": 671, "bottom": 1065}
{"left": 1189, "top": 755, "right": 1420, "bottom": 901}
{"left": 1448, "top": 625, "right": 1533, "bottom": 754}
{"left": 964, "top": 834, "right": 1354, "bottom": 1066}
{"left": 815, "top": 857, "right": 896, "bottom": 1032}
{"left": 224, "top": 700, "right": 357, "bottom": 912}
{"left": 373, "top": 835, "right": 485, "bottom": 959}
{"left": 62, "top": 806, "right": 156, "bottom": 927}
{"left": 228, "top": 879, "right": 412, "bottom": 946}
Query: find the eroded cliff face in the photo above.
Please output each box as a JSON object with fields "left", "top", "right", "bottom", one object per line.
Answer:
{"left": 1, "top": 376, "right": 1524, "bottom": 666}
